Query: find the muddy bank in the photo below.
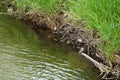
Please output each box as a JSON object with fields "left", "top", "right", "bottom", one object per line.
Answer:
{"left": 4, "top": 2, "right": 120, "bottom": 79}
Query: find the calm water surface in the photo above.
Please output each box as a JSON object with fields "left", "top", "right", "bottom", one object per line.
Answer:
{"left": 0, "top": 6, "right": 101, "bottom": 80}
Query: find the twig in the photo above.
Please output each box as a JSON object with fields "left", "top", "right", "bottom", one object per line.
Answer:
{"left": 81, "top": 52, "right": 111, "bottom": 78}
{"left": 0, "top": 12, "right": 9, "bottom": 15}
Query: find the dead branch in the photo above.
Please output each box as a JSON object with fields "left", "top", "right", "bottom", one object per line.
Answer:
{"left": 81, "top": 53, "right": 111, "bottom": 78}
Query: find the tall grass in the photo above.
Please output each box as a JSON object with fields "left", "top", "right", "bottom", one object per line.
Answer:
{"left": 67, "top": 0, "right": 120, "bottom": 59}
{"left": 13, "top": 0, "right": 63, "bottom": 14}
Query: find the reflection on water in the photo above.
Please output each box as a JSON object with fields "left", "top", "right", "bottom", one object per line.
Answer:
{"left": 0, "top": 12, "right": 101, "bottom": 80}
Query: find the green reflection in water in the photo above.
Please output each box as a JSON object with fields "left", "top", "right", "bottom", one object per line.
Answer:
{"left": 0, "top": 7, "right": 101, "bottom": 80}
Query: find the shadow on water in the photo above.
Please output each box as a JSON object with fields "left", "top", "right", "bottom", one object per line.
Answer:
{"left": 0, "top": 4, "right": 101, "bottom": 80}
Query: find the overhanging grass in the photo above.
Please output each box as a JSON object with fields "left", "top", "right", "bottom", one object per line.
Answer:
{"left": 67, "top": 0, "right": 120, "bottom": 59}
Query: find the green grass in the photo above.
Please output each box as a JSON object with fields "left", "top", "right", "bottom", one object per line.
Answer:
{"left": 13, "top": 0, "right": 65, "bottom": 14}
{"left": 13, "top": 0, "right": 120, "bottom": 59}
{"left": 66, "top": 0, "right": 120, "bottom": 59}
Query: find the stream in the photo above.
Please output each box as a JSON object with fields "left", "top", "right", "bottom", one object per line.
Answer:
{"left": 0, "top": 5, "right": 101, "bottom": 80}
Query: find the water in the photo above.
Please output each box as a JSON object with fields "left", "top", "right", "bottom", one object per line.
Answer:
{"left": 0, "top": 7, "right": 101, "bottom": 80}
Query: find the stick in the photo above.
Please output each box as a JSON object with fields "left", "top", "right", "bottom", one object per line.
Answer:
{"left": 0, "top": 12, "right": 9, "bottom": 15}
{"left": 81, "top": 53, "right": 111, "bottom": 78}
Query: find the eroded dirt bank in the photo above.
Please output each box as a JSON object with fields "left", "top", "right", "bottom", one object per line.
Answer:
{"left": 4, "top": 2, "right": 120, "bottom": 79}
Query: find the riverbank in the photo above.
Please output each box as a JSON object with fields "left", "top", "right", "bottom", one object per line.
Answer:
{"left": 13, "top": 8, "right": 120, "bottom": 80}
{"left": 0, "top": 9, "right": 102, "bottom": 80}
{"left": 1, "top": 0, "right": 120, "bottom": 79}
